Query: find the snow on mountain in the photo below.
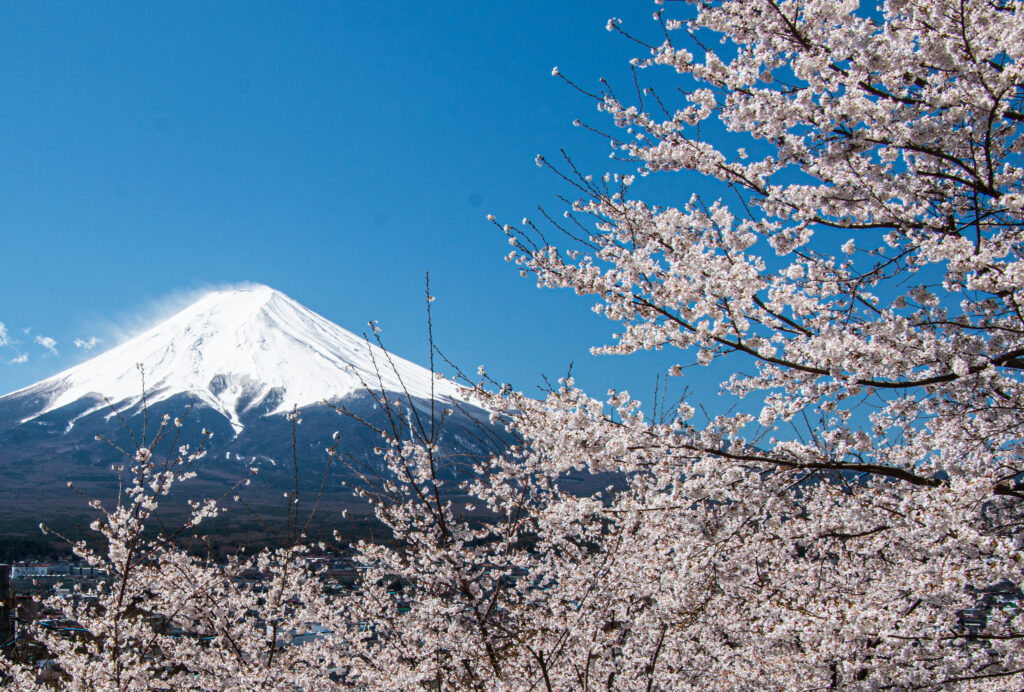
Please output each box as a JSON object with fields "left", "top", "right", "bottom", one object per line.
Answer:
{"left": 2, "top": 284, "right": 466, "bottom": 433}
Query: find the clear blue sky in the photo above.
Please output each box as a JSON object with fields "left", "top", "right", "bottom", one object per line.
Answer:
{"left": 0, "top": 1, "right": 694, "bottom": 403}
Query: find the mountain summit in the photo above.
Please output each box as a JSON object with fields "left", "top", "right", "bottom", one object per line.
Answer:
{"left": 5, "top": 284, "right": 463, "bottom": 434}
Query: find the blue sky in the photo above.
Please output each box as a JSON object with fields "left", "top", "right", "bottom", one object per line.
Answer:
{"left": 0, "top": 1, "right": 697, "bottom": 403}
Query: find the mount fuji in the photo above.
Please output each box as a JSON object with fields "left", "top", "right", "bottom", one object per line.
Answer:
{"left": 0, "top": 285, "right": 497, "bottom": 530}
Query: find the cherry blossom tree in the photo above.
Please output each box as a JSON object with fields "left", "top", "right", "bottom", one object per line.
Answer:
{"left": 340, "top": 0, "right": 1024, "bottom": 688}
{"left": 0, "top": 402, "right": 346, "bottom": 691}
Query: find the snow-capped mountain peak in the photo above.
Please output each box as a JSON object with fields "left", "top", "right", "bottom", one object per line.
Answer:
{"left": 5, "top": 284, "right": 463, "bottom": 433}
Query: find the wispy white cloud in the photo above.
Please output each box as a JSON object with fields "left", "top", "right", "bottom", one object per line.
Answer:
{"left": 74, "top": 336, "right": 101, "bottom": 350}
{"left": 34, "top": 334, "right": 58, "bottom": 356}
{"left": 100, "top": 281, "right": 258, "bottom": 347}
{"left": 0, "top": 321, "right": 7, "bottom": 346}
{"left": 8, "top": 353, "right": 27, "bottom": 364}
{"left": 22, "top": 327, "right": 31, "bottom": 335}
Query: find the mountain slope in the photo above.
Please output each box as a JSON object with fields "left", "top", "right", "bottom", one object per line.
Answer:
{"left": 0, "top": 285, "right": 497, "bottom": 528}
{"left": 3, "top": 284, "right": 464, "bottom": 434}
